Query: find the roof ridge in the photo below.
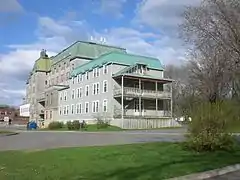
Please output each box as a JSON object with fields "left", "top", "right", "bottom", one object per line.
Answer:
{"left": 111, "top": 51, "right": 159, "bottom": 61}
{"left": 51, "top": 41, "right": 126, "bottom": 61}
{"left": 77, "top": 40, "right": 126, "bottom": 50}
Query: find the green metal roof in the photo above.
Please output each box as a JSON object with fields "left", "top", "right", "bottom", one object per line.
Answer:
{"left": 32, "top": 57, "right": 51, "bottom": 72}
{"left": 51, "top": 41, "right": 126, "bottom": 65}
{"left": 71, "top": 52, "right": 164, "bottom": 77}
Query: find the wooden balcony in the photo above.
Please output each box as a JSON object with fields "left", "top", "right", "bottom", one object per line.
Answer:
{"left": 113, "top": 87, "right": 171, "bottom": 99}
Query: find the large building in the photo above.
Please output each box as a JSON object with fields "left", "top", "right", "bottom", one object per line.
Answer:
{"left": 25, "top": 41, "right": 177, "bottom": 129}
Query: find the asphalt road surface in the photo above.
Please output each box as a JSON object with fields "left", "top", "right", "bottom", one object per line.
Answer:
{"left": 0, "top": 129, "right": 186, "bottom": 151}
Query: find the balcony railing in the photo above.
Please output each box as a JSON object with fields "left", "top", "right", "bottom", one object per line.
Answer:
{"left": 114, "top": 87, "right": 171, "bottom": 99}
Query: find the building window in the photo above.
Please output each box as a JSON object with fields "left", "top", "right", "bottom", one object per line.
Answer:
{"left": 86, "top": 72, "right": 89, "bottom": 80}
{"left": 85, "top": 85, "right": 89, "bottom": 96}
{"left": 103, "top": 80, "right": 107, "bottom": 93}
{"left": 50, "top": 111, "right": 52, "bottom": 119}
{"left": 46, "top": 111, "right": 48, "bottom": 119}
{"left": 77, "top": 75, "right": 80, "bottom": 83}
{"left": 96, "top": 68, "right": 100, "bottom": 77}
{"left": 63, "top": 106, "right": 66, "bottom": 115}
{"left": 66, "top": 105, "right": 69, "bottom": 115}
{"left": 71, "top": 104, "right": 74, "bottom": 114}
{"left": 59, "top": 107, "right": 62, "bottom": 115}
{"left": 85, "top": 102, "right": 89, "bottom": 113}
{"left": 72, "top": 77, "right": 75, "bottom": 84}
{"left": 93, "top": 83, "right": 96, "bottom": 95}
{"left": 93, "top": 69, "right": 96, "bottom": 77}
{"left": 103, "top": 99, "right": 107, "bottom": 112}
{"left": 77, "top": 88, "right": 80, "bottom": 98}
{"left": 79, "top": 103, "right": 82, "bottom": 114}
{"left": 76, "top": 104, "right": 79, "bottom": 114}
{"left": 80, "top": 87, "right": 82, "bottom": 98}
{"left": 96, "top": 83, "right": 100, "bottom": 94}
{"left": 60, "top": 92, "right": 63, "bottom": 101}
{"left": 64, "top": 91, "right": 67, "bottom": 101}
{"left": 92, "top": 101, "right": 99, "bottom": 113}
{"left": 103, "top": 65, "right": 108, "bottom": 74}
{"left": 71, "top": 89, "right": 75, "bottom": 99}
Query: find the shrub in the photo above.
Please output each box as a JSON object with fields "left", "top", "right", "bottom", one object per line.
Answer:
{"left": 67, "top": 121, "right": 74, "bottom": 130}
{"left": 67, "top": 120, "right": 80, "bottom": 130}
{"left": 95, "top": 115, "right": 109, "bottom": 129}
{"left": 48, "top": 121, "right": 63, "bottom": 130}
{"left": 185, "top": 101, "right": 237, "bottom": 152}
{"left": 72, "top": 120, "right": 80, "bottom": 130}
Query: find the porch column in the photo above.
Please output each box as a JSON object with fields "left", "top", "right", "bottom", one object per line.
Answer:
{"left": 139, "top": 78, "right": 141, "bottom": 116}
{"left": 170, "top": 82, "right": 173, "bottom": 117}
{"left": 121, "top": 75, "right": 124, "bottom": 119}
{"left": 155, "top": 81, "right": 158, "bottom": 116}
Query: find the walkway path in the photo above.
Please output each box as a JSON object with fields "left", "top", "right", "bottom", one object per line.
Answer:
{"left": 207, "top": 170, "right": 240, "bottom": 180}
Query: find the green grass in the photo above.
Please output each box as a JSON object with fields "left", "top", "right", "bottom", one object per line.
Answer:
{"left": 0, "top": 131, "right": 13, "bottom": 134}
{"left": 0, "top": 143, "right": 240, "bottom": 180}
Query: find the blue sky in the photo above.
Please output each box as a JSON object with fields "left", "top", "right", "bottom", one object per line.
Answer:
{"left": 0, "top": 0, "right": 200, "bottom": 106}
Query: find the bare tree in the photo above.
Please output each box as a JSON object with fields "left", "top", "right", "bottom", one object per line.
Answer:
{"left": 180, "top": 0, "right": 240, "bottom": 102}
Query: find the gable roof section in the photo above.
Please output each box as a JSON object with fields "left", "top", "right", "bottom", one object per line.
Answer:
{"left": 51, "top": 41, "right": 126, "bottom": 65}
{"left": 71, "top": 52, "right": 164, "bottom": 77}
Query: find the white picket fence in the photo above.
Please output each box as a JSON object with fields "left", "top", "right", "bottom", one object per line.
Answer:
{"left": 111, "top": 118, "right": 182, "bottom": 129}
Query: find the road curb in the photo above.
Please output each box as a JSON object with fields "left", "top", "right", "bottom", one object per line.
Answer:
{"left": 168, "top": 164, "right": 240, "bottom": 180}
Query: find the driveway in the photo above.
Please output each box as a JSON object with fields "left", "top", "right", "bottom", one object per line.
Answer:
{"left": 0, "top": 129, "right": 185, "bottom": 151}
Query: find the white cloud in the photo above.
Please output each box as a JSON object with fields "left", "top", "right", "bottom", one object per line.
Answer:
{"left": 0, "top": 0, "right": 23, "bottom": 13}
{"left": 135, "top": 0, "right": 201, "bottom": 30}
{"left": 0, "top": 16, "right": 88, "bottom": 105}
{"left": 94, "top": 0, "right": 126, "bottom": 18}
{"left": 94, "top": 27, "right": 185, "bottom": 65}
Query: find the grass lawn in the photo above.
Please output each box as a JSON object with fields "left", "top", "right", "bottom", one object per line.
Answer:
{"left": 0, "top": 131, "right": 13, "bottom": 134}
{"left": 0, "top": 143, "right": 240, "bottom": 180}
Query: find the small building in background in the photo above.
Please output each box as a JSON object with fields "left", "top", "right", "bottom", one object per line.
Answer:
{"left": 0, "top": 104, "right": 28, "bottom": 125}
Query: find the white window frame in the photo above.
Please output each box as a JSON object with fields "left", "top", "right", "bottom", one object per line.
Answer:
{"left": 97, "top": 68, "right": 100, "bottom": 77}
{"left": 79, "top": 103, "right": 82, "bottom": 114}
{"left": 85, "top": 85, "right": 89, "bottom": 96}
{"left": 77, "top": 88, "right": 80, "bottom": 98}
{"left": 59, "top": 106, "right": 62, "bottom": 115}
{"left": 96, "top": 82, "right": 100, "bottom": 94}
{"left": 92, "top": 101, "right": 95, "bottom": 113}
{"left": 71, "top": 104, "right": 74, "bottom": 114}
{"left": 80, "top": 87, "right": 82, "bottom": 98}
{"left": 92, "top": 100, "right": 99, "bottom": 113}
{"left": 76, "top": 104, "right": 79, "bottom": 114}
{"left": 103, "top": 65, "right": 108, "bottom": 74}
{"left": 71, "top": 89, "right": 75, "bottom": 99}
{"left": 103, "top": 99, "right": 107, "bottom": 112}
{"left": 59, "top": 92, "right": 63, "bottom": 101}
{"left": 85, "top": 102, "right": 89, "bottom": 113}
{"left": 66, "top": 105, "right": 69, "bottom": 115}
{"left": 64, "top": 91, "right": 67, "bottom": 101}
{"left": 92, "top": 83, "right": 96, "bottom": 95}
{"left": 96, "top": 100, "right": 99, "bottom": 113}
{"left": 103, "top": 80, "right": 108, "bottom": 93}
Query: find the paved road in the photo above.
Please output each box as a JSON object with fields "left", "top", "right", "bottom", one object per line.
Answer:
{"left": 207, "top": 170, "right": 240, "bottom": 180}
{"left": 0, "top": 129, "right": 185, "bottom": 151}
